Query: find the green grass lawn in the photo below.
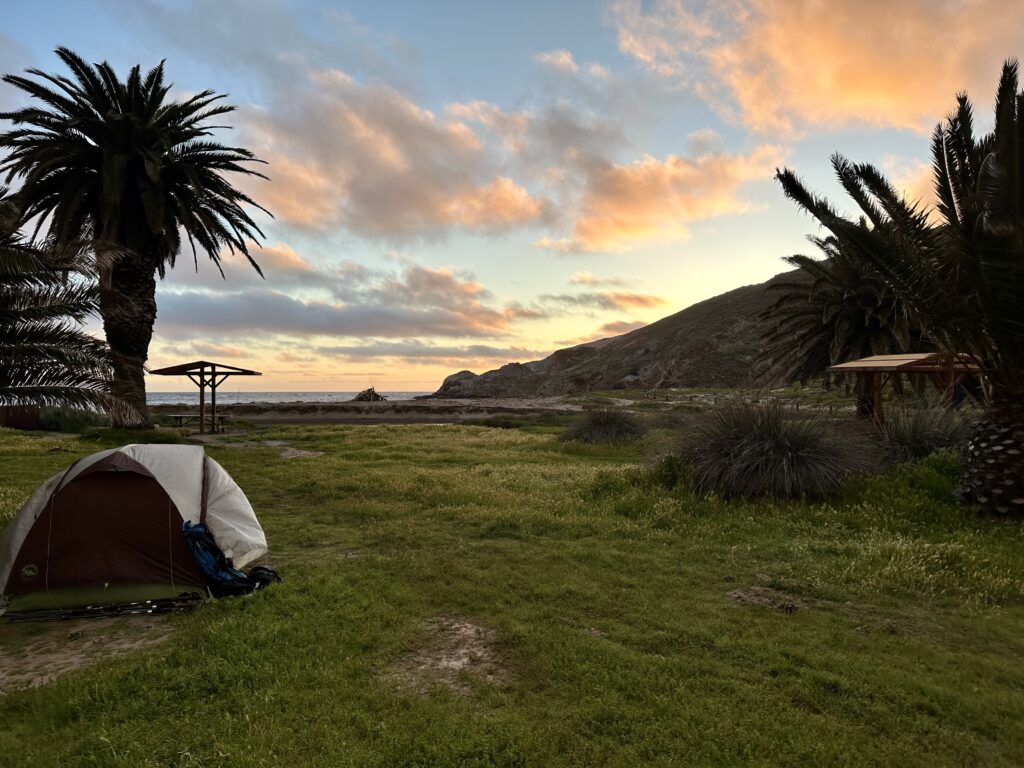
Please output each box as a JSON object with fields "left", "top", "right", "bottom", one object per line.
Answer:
{"left": 1, "top": 425, "right": 1023, "bottom": 767}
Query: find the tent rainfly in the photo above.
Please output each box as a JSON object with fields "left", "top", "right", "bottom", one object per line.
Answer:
{"left": 0, "top": 444, "right": 267, "bottom": 613}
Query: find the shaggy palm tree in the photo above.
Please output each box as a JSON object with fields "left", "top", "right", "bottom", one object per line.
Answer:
{"left": 777, "top": 60, "right": 1024, "bottom": 513}
{"left": 0, "top": 189, "right": 115, "bottom": 411}
{"left": 0, "top": 48, "right": 269, "bottom": 423}
{"left": 759, "top": 234, "right": 921, "bottom": 415}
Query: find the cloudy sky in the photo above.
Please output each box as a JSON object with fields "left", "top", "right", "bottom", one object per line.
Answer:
{"left": 2, "top": 0, "right": 1018, "bottom": 391}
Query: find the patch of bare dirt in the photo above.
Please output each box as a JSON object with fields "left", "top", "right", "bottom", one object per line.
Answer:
{"left": 0, "top": 616, "right": 173, "bottom": 694}
{"left": 730, "top": 587, "right": 800, "bottom": 614}
{"left": 194, "top": 437, "right": 323, "bottom": 459}
{"left": 279, "top": 447, "right": 324, "bottom": 459}
{"left": 386, "top": 615, "right": 507, "bottom": 695}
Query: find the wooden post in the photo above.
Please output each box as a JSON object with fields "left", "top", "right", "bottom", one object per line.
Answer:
{"left": 210, "top": 364, "right": 217, "bottom": 433}
{"left": 198, "top": 371, "right": 206, "bottom": 435}
{"left": 872, "top": 372, "right": 883, "bottom": 425}
{"left": 947, "top": 357, "right": 956, "bottom": 409}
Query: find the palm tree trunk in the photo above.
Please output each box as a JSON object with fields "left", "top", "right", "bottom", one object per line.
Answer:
{"left": 99, "top": 249, "right": 157, "bottom": 426}
{"left": 961, "top": 396, "right": 1024, "bottom": 514}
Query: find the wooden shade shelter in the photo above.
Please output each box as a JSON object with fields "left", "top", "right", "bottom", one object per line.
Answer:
{"left": 827, "top": 353, "right": 983, "bottom": 423}
{"left": 150, "top": 360, "right": 261, "bottom": 433}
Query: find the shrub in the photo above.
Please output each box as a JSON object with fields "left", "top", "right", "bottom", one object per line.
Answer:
{"left": 881, "top": 407, "right": 970, "bottom": 460}
{"left": 37, "top": 406, "right": 108, "bottom": 432}
{"left": 646, "top": 453, "right": 690, "bottom": 489}
{"left": 560, "top": 408, "right": 647, "bottom": 444}
{"left": 680, "top": 403, "right": 876, "bottom": 499}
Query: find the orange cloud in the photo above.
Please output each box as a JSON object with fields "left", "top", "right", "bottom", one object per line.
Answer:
{"left": 445, "top": 100, "right": 530, "bottom": 152}
{"left": 249, "top": 153, "right": 336, "bottom": 228}
{"left": 255, "top": 243, "right": 314, "bottom": 273}
{"left": 713, "top": 0, "right": 1024, "bottom": 134}
{"left": 569, "top": 272, "right": 628, "bottom": 287}
{"left": 241, "top": 69, "right": 549, "bottom": 237}
{"left": 884, "top": 156, "right": 936, "bottom": 209}
{"left": 540, "top": 290, "right": 668, "bottom": 311}
{"left": 611, "top": 0, "right": 1024, "bottom": 135}
{"left": 441, "top": 177, "right": 548, "bottom": 232}
{"left": 536, "top": 144, "right": 783, "bottom": 252}
{"left": 601, "top": 292, "right": 665, "bottom": 310}
{"left": 600, "top": 320, "right": 647, "bottom": 334}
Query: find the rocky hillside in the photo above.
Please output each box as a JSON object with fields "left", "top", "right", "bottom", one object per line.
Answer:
{"left": 429, "top": 269, "right": 802, "bottom": 398}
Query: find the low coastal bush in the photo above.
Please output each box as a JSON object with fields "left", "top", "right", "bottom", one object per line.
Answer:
{"left": 681, "top": 403, "right": 876, "bottom": 499}
{"left": 881, "top": 407, "right": 969, "bottom": 460}
{"left": 560, "top": 408, "right": 647, "bottom": 444}
{"left": 646, "top": 453, "right": 690, "bottom": 489}
{"left": 37, "top": 407, "right": 108, "bottom": 432}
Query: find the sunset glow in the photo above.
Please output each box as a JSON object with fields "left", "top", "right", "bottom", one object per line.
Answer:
{"left": 3, "top": 0, "right": 1018, "bottom": 391}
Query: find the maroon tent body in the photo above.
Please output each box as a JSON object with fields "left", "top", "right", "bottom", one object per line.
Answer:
{"left": 1, "top": 444, "right": 267, "bottom": 613}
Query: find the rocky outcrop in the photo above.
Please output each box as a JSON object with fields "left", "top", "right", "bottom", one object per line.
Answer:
{"left": 428, "top": 270, "right": 804, "bottom": 398}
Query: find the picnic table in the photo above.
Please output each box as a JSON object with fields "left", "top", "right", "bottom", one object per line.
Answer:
{"left": 168, "top": 413, "right": 227, "bottom": 433}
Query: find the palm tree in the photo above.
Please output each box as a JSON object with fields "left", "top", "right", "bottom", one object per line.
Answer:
{"left": 0, "top": 189, "right": 116, "bottom": 412}
{"left": 776, "top": 60, "right": 1024, "bottom": 514}
{"left": 758, "top": 234, "right": 922, "bottom": 417}
{"left": 0, "top": 48, "right": 269, "bottom": 424}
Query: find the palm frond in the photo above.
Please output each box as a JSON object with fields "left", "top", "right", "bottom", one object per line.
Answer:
{"left": 776, "top": 59, "right": 1024, "bottom": 397}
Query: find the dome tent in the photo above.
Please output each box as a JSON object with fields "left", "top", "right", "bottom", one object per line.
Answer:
{"left": 0, "top": 444, "right": 267, "bottom": 614}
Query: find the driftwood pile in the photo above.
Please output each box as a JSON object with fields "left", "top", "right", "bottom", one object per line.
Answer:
{"left": 351, "top": 387, "right": 388, "bottom": 402}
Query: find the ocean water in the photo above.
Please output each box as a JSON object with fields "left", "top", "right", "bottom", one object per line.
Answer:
{"left": 146, "top": 391, "right": 431, "bottom": 406}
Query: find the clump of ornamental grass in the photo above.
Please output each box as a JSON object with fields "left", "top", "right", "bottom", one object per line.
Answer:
{"left": 881, "top": 407, "right": 970, "bottom": 460}
{"left": 560, "top": 408, "right": 647, "bottom": 444}
{"left": 681, "top": 403, "right": 877, "bottom": 499}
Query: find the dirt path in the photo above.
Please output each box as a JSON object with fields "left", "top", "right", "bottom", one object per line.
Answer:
{"left": 0, "top": 615, "right": 173, "bottom": 694}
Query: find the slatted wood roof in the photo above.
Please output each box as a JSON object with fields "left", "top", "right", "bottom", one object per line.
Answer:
{"left": 150, "top": 360, "right": 261, "bottom": 376}
{"left": 827, "top": 353, "right": 981, "bottom": 374}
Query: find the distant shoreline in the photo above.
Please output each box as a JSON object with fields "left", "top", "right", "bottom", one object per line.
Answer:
{"left": 146, "top": 391, "right": 433, "bottom": 406}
